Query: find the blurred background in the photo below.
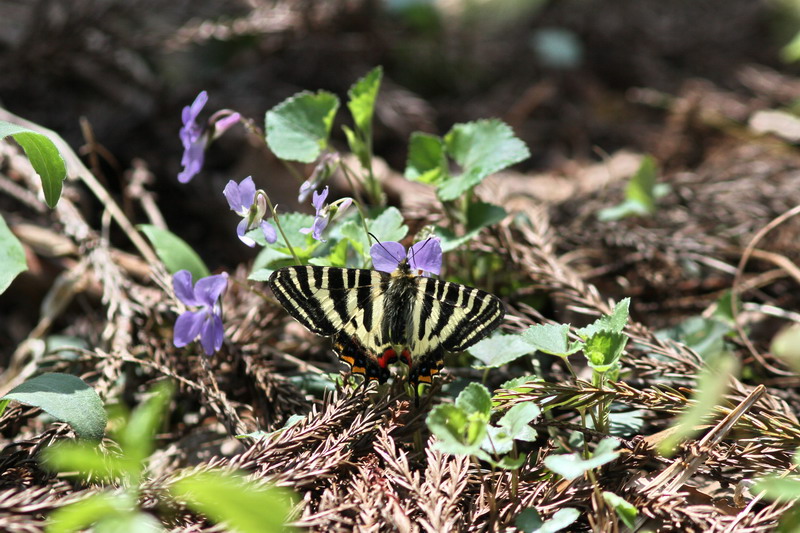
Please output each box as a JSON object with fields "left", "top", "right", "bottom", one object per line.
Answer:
{"left": 3, "top": 0, "right": 800, "bottom": 333}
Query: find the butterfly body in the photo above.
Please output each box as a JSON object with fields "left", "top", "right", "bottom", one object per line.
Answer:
{"left": 268, "top": 258, "right": 504, "bottom": 389}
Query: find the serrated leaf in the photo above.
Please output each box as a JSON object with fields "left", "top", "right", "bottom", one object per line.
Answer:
{"left": 469, "top": 333, "right": 534, "bottom": 368}
{"left": 456, "top": 382, "right": 492, "bottom": 416}
{"left": 521, "top": 323, "right": 582, "bottom": 357}
{"left": 583, "top": 331, "right": 627, "bottom": 372}
{"left": 138, "top": 224, "right": 209, "bottom": 280}
{"left": 0, "top": 214, "right": 28, "bottom": 294}
{"left": 405, "top": 132, "right": 448, "bottom": 184}
{"left": 438, "top": 119, "right": 529, "bottom": 201}
{"left": 658, "top": 316, "right": 731, "bottom": 361}
{"left": 171, "top": 470, "right": 297, "bottom": 533}
{"left": 602, "top": 492, "right": 637, "bottom": 529}
{"left": 544, "top": 437, "right": 619, "bottom": 480}
{"left": 265, "top": 91, "right": 340, "bottom": 163}
{"left": 498, "top": 402, "right": 540, "bottom": 440}
{"left": 1, "top": 373, "right": 106, "bottom": 441}
{"left": 347, "top": 66, "right": 382, "bottom": 135}
{"left": 270, "top": 212, "right": 317, "bottom": 255}
{"left": 577, "top": 298, "right": 630, "bottom": 339}
{"left": 308, "top": 239, "right": 349, "bottom": 267}
{"left": 0, "top": 121, "right": 67, "bottom": 208}
{"left": 342, "top": 207, "right": 408, "bottom": 260}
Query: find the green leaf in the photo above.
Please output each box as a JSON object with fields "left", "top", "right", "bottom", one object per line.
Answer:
{"left": 577, "top": 298, "right": 630, "bottom": 339}
{"left": 0, "top": 121, "right": 67, "bottom": 208}
{"left": 42, "top": 441, "right": 128, "bottom": 481}
{"left": 265, "top": 91, "right": 340, "bottom": 163}
{"left": 347, "top": 66, "right": 382, "bottom": 136}
{"left": 171, "top": 469, "right": 297, "bottom": 533}
{"left": 625, "top": 155, "right": 658, "bottom": 211}
{"left": 597, "top": 156, "right": 668, "bottom": 221}
{"left": 269, "top": 212, "right": 318, "bottom": 258}
{"left": 772, "top": 324, "right": 800, "bottom": 372}
{"left": 544, "top": 438, "right": 620, "bottom": 480}
{"left": 427, "top": 404, "right": 486, "bottom": 455}
{"left": 45, "top": 492, "right": 133, "bottom": 533}
{"left": 308, "top": 239, "right": 350, "bottom": 268}
{"left": 753, "top": 476, "right": 800, "bottom": 502}
{"left": 405, "top": 132, "right": 448, "bottom": 184}
{"left": 498, "top": 402, "right": 540, "bottom": 441}
{"left": 583, "top": 331, "right": 627, "bottom": 372}
{"left": 1, "top": 373, "right": 106, "bottom": 441}
{"left": 341, "top": 207, "right": 408, "bottom": 259}
{"left": 712, "top": 290, "right": 737, "bottom": 326}
{"left": 469, "top": 333, "right": 534, "bottom": 368}
{"left": 437, "top": 201, "right": 507, "bottom": 252}
{"left": 456, "top": 382, "right": 492, "bottom": 417}
{"left": 138, "top": 224, "right": 209, "bottom": 279}
{"left": 0, "top": 214, "right": 28, "bottom": 294}
{"left": 118, "top": 382, "right": 172, "bottom": 472}
{"left": 249, "top": 248, "right": 295, "bottom": 281}
{"left": 521, "top": 324, "right": 582, "bottom": 357}
{"left": 602, "top": 492, "right": 637, "bottom": 529}
{"left": 95, "top": 512, "right": 163, "bottom": 533}
{"left": 658, "top": 353, "right": 738, "bottom": 454}
{"left": 658, "top": 316, "right": 732, "bottom": 361}
{"left": 516, "top": 507, "right": 580, "bottom": 533}
{"left": 438, "top": 119, "right": 529, "bottom": 201}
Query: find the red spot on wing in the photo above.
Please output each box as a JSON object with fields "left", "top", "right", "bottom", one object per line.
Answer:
{"left": 378, "top": 348, "right": 397, "bottom": 368}
{"left": 400, "top": 349, "right": 412, "bottom": 366}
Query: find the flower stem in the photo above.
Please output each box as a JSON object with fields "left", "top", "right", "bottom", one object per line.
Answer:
{"left": 261, "top": 191, "right": 301, "bottom": 264}
{"left": 353, "top": 200, "right": 373, "bottom": 267}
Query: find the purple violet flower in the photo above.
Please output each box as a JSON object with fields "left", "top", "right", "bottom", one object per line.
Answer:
{"left": 300, "top": 186, "right": 330, "bottom": 242}
{"left": 223, "top": 176, "right": 277, "bottom": 247}
{"left": 178, "top": 91, "right": 209, "bottom": 183}
{"left": 370, "top": 237, "right": 442, "bottom": 276}
{"left": 173, "top": 270, "right": 228, "bottom": 355}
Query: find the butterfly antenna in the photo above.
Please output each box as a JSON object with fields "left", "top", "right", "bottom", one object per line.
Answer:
{"left": 408, "top": 237, "right": 432, "bottom": 266}
{"left": 369, "top": 232, "right": 397, "bottom": 258}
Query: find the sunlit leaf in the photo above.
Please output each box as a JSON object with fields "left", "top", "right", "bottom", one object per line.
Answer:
{"left": 577, "top": 298, "right": 630, "bottom": 339}
{"left": 521, "top": 323, "right": 582, "bottom": 357}
{"left": 1, "top": 373, "right": 106, "bottom": 441}
{"left": 405, "top": 132, "right": 448, "bottom": 184}
{"left": 172, "top": 469, "right": 297, "bottom": 533}
{"left": 544, "top": 438, "right": 620, "bottom": 481}
{"left": 266, "top": 91, "right": 340, "bottom": 163}
{"left": 602, "top": 491, "right": 637, "bottom": 529}
{"left": 138, "top": 224, "right": 209, "bottom": 280}
{"left": 0, "top": 214, "right": 28, "bottom": 294}
{"left": 0, "top": 121, "right": 67, "bottom": 208}
{"left": 657, "top": 353, "right": 738, "bottom": 454}
{"left": 470, "top": 333, "right": 533, "bottom": 368}
{"left": 438, "top": 119, "right": 529, "bottom": 201}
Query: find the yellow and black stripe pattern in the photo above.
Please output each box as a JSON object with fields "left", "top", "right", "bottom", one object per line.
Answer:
{"left": 268, "top": 260, "right": 504, "bottom": 389}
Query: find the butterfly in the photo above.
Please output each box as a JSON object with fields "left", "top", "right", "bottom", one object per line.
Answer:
{"left": 268, "top": 238, "right": 504, "bottom": 393}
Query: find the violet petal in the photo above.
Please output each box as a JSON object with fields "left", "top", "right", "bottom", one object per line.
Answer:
{"left": 174, "top": 310, "right": 205, "bottom": 347}
{"left": 260, "top": 220, "right": 277, "bottom": 244}
{"left": 237, "top": 218, "right": 256, "bottom": 247}
{"left": 194, "top": 273, "right": 228, "bottom": 307}
{"left": 371, "top": 241, "right": 406, "bottom": 273}
{"left": 223, "top": 180, "right": 243, "bottom": 212}
{"left": 173, "top": 270, "right": 198, "bottom": 306}
{"left": 311, "top": 187, "right": 329, "bottom": 213}
{"left": 408, "top": 238, "right": 442, "bottom": 275}
{"left": 200, "top": 313, "right": 224, "bottom": 355}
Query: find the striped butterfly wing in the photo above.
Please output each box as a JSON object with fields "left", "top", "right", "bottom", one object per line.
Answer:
{"left": 406, "top": 276, "right": 505, "bottom": 385}
{"left": 268, "top": 266, "right": 395, "bottom": 381}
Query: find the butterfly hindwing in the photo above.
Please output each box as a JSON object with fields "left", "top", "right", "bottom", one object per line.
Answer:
{"left": 405, "top": 276, "right": 504, "bottom": 382}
